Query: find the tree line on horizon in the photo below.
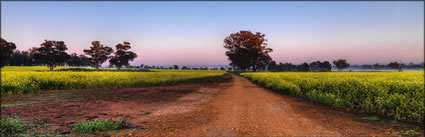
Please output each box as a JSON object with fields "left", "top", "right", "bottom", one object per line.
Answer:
{"left": 0, "top": 38, "right": 228, "bottom": 71}
{"left": 1, "top": 32, "right": 423, "bottom": 72}
{"left": 0, "top": 38, "right": 137, "bottom": 71}
{"left": 222, "top": 30, "right": 423, "bottom": 72}
{"left": 138, "top": 64, "right": 229, "bottom": 71}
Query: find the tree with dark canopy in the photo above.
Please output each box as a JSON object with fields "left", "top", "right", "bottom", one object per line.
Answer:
{"left": 224, "top": 30, "right": 273, "bottom": 72}
{"left": 109, "top": 42, "right": 137, "bottom": 70}
{"left": 298, "top": 62, "right": 310, "bottom": 72}
{"left": 373, "top": 63, "right": 381, "bottom": 70}
{"left": 0, "top": 38, "right": 17, "bottom": 68}
{"left": 9, "top": 50, "right": 35, "bottom": 66}
{"left": 333, "top": 59, "right": 350, "bottom": 71}
{"left": 66, "top": 53, "right": 88, "bottom": 67}
{"left": 267, "top": 61, "right": 278, "bottom": 72}
{"left": 309, "top": 61, "right": 321, "bottom": 72}
{"left": 172, "top": 65, "right": 179, "bottom": 70}
{"left": 388, "top": 61, "right": 402, "bottom": 72}
{"left": 84, "top": 41, "right": 114, "bottom": 71}
{"left": 319, "top": 61, "right": 332, "bottom": 72}
{"left": 32, "top": 40, "right": 71, "bottom": 71}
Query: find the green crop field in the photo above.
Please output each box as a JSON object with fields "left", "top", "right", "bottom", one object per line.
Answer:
{"left": 1, "top": 66, "right": 226, "bottom": 95}
{"left": 241, "top": 72, "right": 424, "bottom": 123}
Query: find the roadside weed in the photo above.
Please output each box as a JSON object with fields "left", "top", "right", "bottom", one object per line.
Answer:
{"left": 361, "top": 116, "right": 380, "bottom": 121}
{"left": 71, "top": 120, "right": 125, "bottom": 133}
{"left": 0, "top": 119, "right": 25, "bottom": 136}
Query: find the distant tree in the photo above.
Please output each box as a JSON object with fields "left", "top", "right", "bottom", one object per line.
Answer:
{"left": 309, "top": 61, "right": 321, "bottom": 72}
{"left": 139, "top": 64, "right": 145, "bottom": 69}
{"left": 109, "top": 42, "right": 137, "bottom": 70}
{"left": 278, "top": 62, "right": 296, "bottom": 72}
{"left": 373, "top": 63, "right": 380, "bottom": 70}
{"left": 256, "top": 55, "right": 272, "bottom": 71}
{"left": 361, "top": 64, "right": 373, "bottom": 69}
{"left": 268, "top": 61, "right": 278, "bottom": 72}
{"left": 283, "top": 63, "right": 297, "bottom": 71}
{"left": 168, "top": 66, "right": 173, "bottom": 69}
{"left": 66, "top": 53, "right": 87, "bottom": 67}
{"left": 319, "top": 61, "right": 332, "bottom": 72}
{"left": 32, "top": 40, "right": 71, "bottom": 71}
{"left": 9, "top": 50, "right": 35, "bottom": 66}
{"left": 83, "top": 41, "right": 114, "bottom": 71}
{"left": 79, "top": 54, "right": 90, "bottom": 66}
{"left": 298, "top": 62, "right": 309, "bottom": 72}
{"left": 0, "top": 38, "right": 17, "bottom": 67}
{"left": 220, "top": 67, "right": 225, "bottom": 70}
{"left": 173, "top": 65, "right": 179, "bottom": 70}
{"left": 388, "top": 61, "right": 402, "bottom": 72}
{"left": 333, "top": 59, "right": 350, "bottom": 71}
{"left": 224, "top": 30, "right": 273, "bottom": 72}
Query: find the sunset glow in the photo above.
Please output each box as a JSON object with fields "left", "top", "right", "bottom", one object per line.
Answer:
{"left": 1, "top": 2, "right": 423, "bottom": 66}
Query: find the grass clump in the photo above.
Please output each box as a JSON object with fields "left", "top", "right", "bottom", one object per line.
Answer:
{"left": 71, "top": 120, "right": 124, "bottom": 133}
{"left": 403, "top": 129, "right": 418, "bottom": 136}
{"left": 0, "top": 119, "right": 25, "bottom": 136}
{"left": 361, "top": 116, "right": 380, "bottom": 121}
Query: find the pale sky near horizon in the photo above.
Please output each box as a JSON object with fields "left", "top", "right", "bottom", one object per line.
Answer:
{"left": 1, "top": 2, "right": 424, "bottom": 66}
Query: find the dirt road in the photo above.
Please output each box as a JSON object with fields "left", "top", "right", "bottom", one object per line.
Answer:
{"left": 2, "top": 74, "right": 420, "bottom": 136}
{"left": 123, "top": 74, "right": 419, "bottom": 136}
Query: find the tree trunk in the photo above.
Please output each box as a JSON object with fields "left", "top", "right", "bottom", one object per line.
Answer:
{"left": 49, "top": 64, "right": 54, "bottom": 71}
{"left": 96, "top": 64, "right": 100, "bottom": 71}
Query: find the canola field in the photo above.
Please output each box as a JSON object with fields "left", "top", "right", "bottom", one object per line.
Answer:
{"left": 241, "top": 72, "right": 424, "bottom": 123}
{"left": 1, "top": 66, "right": 226, "bottom": 95}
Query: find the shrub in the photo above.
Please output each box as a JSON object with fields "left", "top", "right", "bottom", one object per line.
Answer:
{"left": 71, "top": 120, "right": 124, "bottom": 133}
{"left": 0, "top": 119, "right": 25, "bottom": 136}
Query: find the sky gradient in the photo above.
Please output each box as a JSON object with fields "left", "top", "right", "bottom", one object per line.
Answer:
{"left": 1, "top": 2, "right": 424, "bottom": 66}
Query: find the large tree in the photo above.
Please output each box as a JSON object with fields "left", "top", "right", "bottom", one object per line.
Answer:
{"left": 0, "top": 38, "right": 17, "bottom": 68}
{"left": 109, "top": 42, "right": 137, "bottom": 70}
{"left": 224, "top": 30, "right": 273, "bottom": 72}
{"left": 333, "top": 59, "right": 350, "bottom": 71}
{"left": 32, "top": 40, "right": 71, "bottom": 71}
{"left": 83, "top": 41, "right": 114, "bottom": 71}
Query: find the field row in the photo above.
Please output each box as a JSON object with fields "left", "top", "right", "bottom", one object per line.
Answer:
{"left": 241, "top": 72, "right": 424, "bottom": 123}
{"left": 1, "top": 70, "right": 226, "bottom": 95}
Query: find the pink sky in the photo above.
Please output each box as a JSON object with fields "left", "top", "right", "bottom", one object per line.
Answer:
{"left": 2, "top": 2, "right": 424, "bottom": 66}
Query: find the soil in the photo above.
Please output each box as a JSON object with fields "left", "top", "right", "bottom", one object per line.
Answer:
{"left": 1, "top": 74, "right": 422, "bottom": 136}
